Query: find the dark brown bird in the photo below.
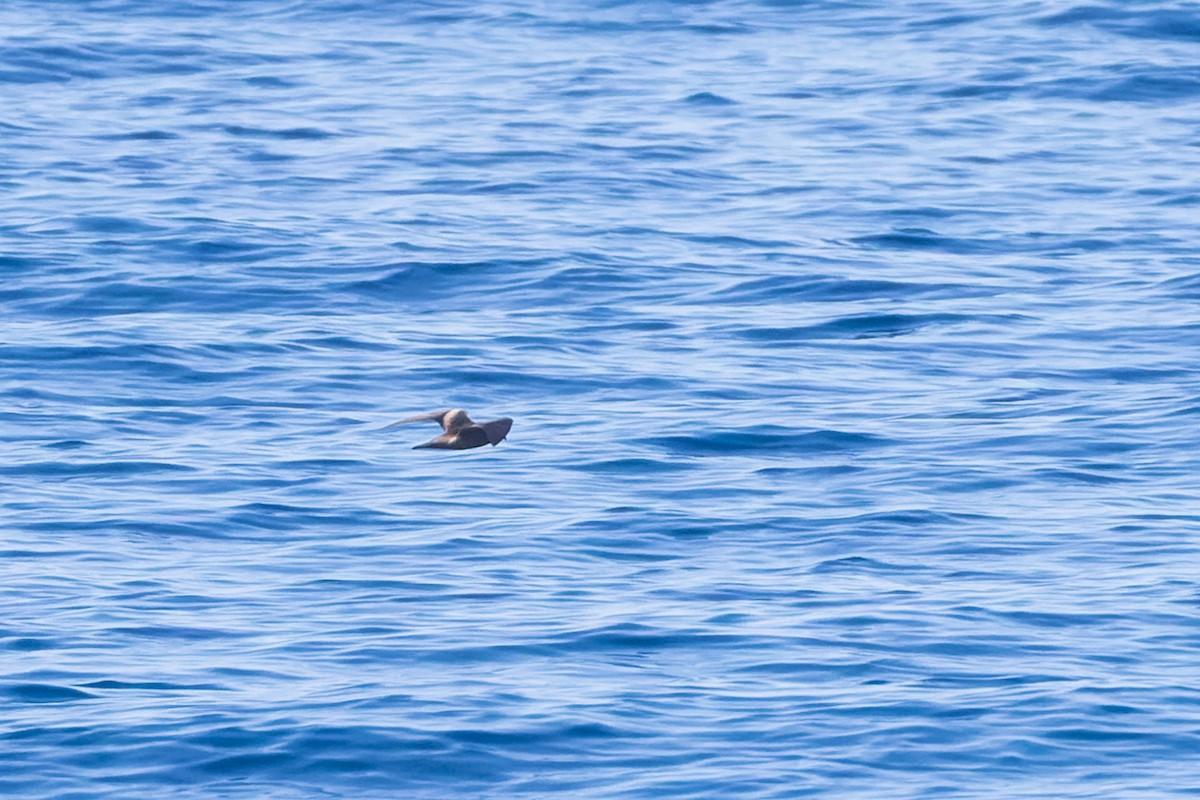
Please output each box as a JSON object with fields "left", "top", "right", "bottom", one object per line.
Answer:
{"left": 387, "top": 408, "right": 513, "bottom": 450}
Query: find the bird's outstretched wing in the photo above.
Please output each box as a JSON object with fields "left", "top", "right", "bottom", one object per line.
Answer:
{"left": 413, "top": 426, "right": 485, "bottom": 449}
{"left": 412, "top": 432, "right": 460, "bottom": 449}
{"left": 481, "top": 418, "right": 513, "bottom": 445}
{"left": 383, "top": 410, "right": 451, "bottom": 431}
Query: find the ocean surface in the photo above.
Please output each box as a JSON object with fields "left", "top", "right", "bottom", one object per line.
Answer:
{"left": 3, "top": 1, "right": 1200, "bottom": 797}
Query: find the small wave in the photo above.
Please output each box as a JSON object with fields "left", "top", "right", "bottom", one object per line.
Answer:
{"left": 736, "top": 312, "right": 970, "bottom": 342}
{"left": 570, "top": 457, "right": 696, "bottom": 474}
{"left": 5, "top": 638, "right": 56, "bottom": 651}
{"left": 81, "top": 679, "right": 227, "bottom": 691}
{"left": 45, "top": 280, "right": 308, "bottom": 316}
{"left": 1057, "top": 366, "right": 1190, "bottom": 384}
{"left": 221, "top": 124, "right": 336, "bottom": 140}
{"left": 340, "top": 258, "right": 551, "bottom": 300}
{"left": 0, "top": 44, "right": 107, "bottom": 84}
{"left": 708, "top": 274, "right": 974, "bottom": 303}
{"left": 1157, "top": 272, "right": 1200, "bottom": 298}
{"left": 811, "top": 556, "right": 916, "bottom": 574}
{"left": 4, "top": 683, "right": 95, "bottom": 703}
{"left": 73, "top": 215, "right": 166, "bottom": 234}
{"left": 581, "top": 142, "right": 713, "bottom": 162}
{"left": 992, "top": 610, "right": 1122, "bottom": 629}
{"left": 1088, "top": 74, "right": 1200, "bottom": 103}
{"left": 156, "top": 236, "right": 303, "bottom": 264}
{"left": 43, "top": 439, "right": 90, "bottom": 450}
{"left": 0, "top": 460, "right": 195, "bottom": 478}
{"left": 682, "top": 91, "right": 737, "bottom": 106}
{"left": 1039, "top": 6, "right": 1200, "bottom": 43}
{"left": 682, "top": 232, "right": 795, "bottom": 249}
{"left": 1037, "top": 6, "right": 1126, "bottom": 27}
{"left": 851, "top": 228, "right": 986, "bottom": 254}
{"left": 95, "top": 129, "right": 179, "bottom": 140}
{"left": 0, "top": 255, "right": 52, "bottom": 271}
{"left": 548, "top": 623, "right": 747, "bottom": 654}
{"left": 110, "top": 625, "right": 248, "bottom": 641}
{"left": 644, "top": 428, "right": 891, "bottom": 456}
{"left": 1033, "top": 467, "right": 1129, "bottom": 485}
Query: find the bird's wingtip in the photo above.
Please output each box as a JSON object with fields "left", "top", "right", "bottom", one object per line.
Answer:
{"left": 482, "top": 417, "right": 513, "bottom": 445}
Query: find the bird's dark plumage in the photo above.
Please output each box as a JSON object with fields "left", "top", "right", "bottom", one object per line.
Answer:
{"left": 387, "top": 408, "right": 512, "bottom": 450}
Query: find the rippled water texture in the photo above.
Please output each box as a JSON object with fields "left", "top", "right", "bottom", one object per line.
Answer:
{"left": 3, "top": 1, "right": 1200, "bottom": 798}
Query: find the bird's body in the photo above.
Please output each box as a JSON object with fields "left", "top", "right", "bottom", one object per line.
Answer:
{"left": 387, "top": 408, "right": 512, "bottom": 450}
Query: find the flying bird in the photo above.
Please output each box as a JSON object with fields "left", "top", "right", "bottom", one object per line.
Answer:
{"left": 387, "top": 408, "right": 513, "bottom": 450}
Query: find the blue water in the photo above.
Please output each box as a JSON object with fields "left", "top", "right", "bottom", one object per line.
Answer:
{"left": 3, "top": 1, "right": 1200, "bottom": 797}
